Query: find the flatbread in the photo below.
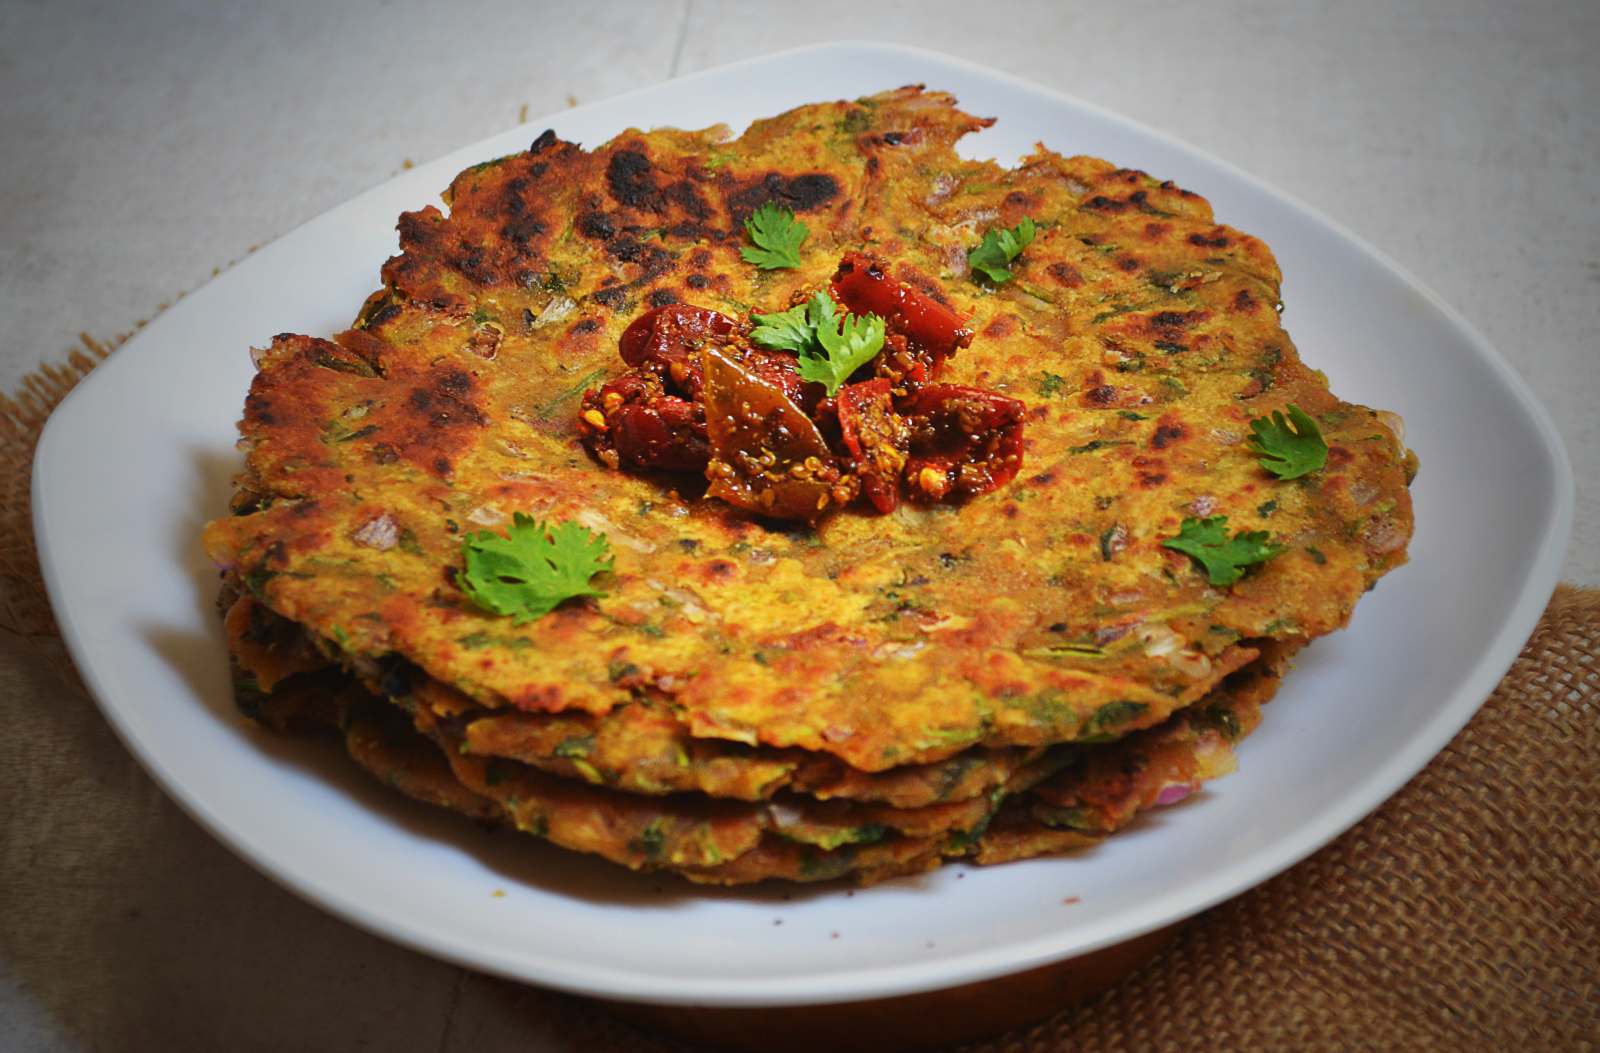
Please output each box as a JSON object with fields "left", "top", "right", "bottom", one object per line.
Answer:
{"left": 204, "top": 86, "right": 1412, "bottom": 883}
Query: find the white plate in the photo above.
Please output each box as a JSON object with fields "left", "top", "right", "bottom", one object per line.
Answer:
{"left": 34, "top": 42, "right": 1571, "bottom": 1007}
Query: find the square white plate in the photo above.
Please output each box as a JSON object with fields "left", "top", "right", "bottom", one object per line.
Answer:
{"left": 34, "top": 42, "right": 1571, "bottom": 1007}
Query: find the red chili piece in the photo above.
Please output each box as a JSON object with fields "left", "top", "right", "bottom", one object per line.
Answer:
{"left": 579, "top": 373, "right": 709, "bottom": 473}
{"left": 619, "top": 304, "right": 744, "bottom": 369}
{"left": 617, "top": 304, "right": 744, "bottom": 399}
{"left": 831, "top": 252, "right": 974, "bottom": 378}
{"left": 901, "top": 384, "right": 1026, "bottom": 501}
{"left": 610, "top": 398, "right": 709, "bottom": 473}
{"left": 836, "top": 379, "right": 909, "bottom": 514}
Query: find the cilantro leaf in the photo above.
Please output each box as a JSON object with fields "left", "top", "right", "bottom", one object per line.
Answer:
{"left": 750, "top": 291, "right": 886, "bottom": 396}
{"left": 1248, "top": 404, "right": 1328, "bottom": 479}
{"left": 740, "top": 202, "right": 808, "bottom": 270}
{"left": 749, "top": 301, "right": 815, "bottom": 355}
{"left": 459, "top": 513, "right": 612, "bottom": 624}
{"left": 968, "top": 217, "right": 1037, "bottom": 283}
{"left": 805, "top": 286, "right": 842, "bottom": 334}
{"left": 798, "top": 298, "right": 886, "bottom": 396}
{"left": 1161, "top": 516, "right": 1284, "bottom": 586}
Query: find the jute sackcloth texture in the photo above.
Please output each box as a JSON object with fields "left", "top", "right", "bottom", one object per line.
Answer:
{"left": 1, "top": 346, "right": 1595, "bottom": 1051}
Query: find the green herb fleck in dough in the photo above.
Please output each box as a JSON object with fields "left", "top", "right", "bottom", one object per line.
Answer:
{"left": 553, "top": 736, "right": 593, "bottom": 759}
{"left": 632, "top": 819, "right": 667, "bottom": 860}
{"left": 1086, "top": 700, "right": 1149, "bottom": 736}
{"left": 1036, "top": 371, "right": 1070, "bottom": 398}
{"left": 1069, "top": 439, "right": 1133, "bottom": 454}
{"left": 1190, "top": 705, "right": 1242, "bottom": 741}
{"left": 839, "top": 109, "right": 872, "bottom": 134}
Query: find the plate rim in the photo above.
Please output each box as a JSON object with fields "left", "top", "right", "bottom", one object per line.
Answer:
{"left": 33, "top": 39, "right": 1574, "bottom": 1007}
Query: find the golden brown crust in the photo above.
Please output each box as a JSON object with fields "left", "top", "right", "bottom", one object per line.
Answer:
{"left": 234, "top": 644, "right": 1279, "bottom": 883}
{"left": 342, "top": 700, "right": 503, "bottom": 824}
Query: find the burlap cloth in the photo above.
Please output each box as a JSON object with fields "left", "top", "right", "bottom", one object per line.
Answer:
{"left": 2, "top": 344, "right": 1595, "bottom": 1051}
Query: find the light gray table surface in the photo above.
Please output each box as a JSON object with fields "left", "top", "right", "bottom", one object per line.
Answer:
{"left": 2, "top": 2, "right": 1595, "bottom": 1050}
